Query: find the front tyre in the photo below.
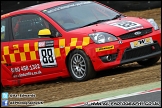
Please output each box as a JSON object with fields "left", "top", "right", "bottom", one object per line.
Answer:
{"left": 68, "top": 49, "right": 96, "bottom": 81}
{"left": 137, "top": 55, "right": 161, "bottom": 66}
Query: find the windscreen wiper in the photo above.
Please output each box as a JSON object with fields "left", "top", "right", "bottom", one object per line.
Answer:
{"left": 111, "top": 14, "right": 122, "bottom": 20}
{"left": 81, "top": 19, "right": 111, "bottom": 28}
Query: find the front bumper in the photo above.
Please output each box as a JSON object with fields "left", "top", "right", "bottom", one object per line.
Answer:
{"left": 84, "top": 29, "right": 161, "bottom": 71}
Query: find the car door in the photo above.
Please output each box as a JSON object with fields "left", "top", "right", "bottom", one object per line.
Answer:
{"left": 8, "top": 14, "right": 62, "bottom": 79}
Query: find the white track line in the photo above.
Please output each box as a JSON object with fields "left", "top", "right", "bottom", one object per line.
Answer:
{"left": 64, "top": 88, "right": 161, "bottom": 107}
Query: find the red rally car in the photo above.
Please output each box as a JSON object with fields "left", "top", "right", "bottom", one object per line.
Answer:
{"left": 1, "top": 1, "right": 161, "bottom": 87}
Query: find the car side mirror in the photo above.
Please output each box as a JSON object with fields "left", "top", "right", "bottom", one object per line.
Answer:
{"left": 38, "top": 29, "right": 52, "bottom": 37}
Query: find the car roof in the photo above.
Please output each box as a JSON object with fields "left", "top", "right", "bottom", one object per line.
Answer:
{"left": 1, "top": 1, "right": 75, "bottom": 19}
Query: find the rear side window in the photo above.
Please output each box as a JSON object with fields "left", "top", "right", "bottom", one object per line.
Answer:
{"left": 12, "top": 14, "right": 48, "bottom": 40}
{"left": 1, "top": 19, "right": 8, "bottom": 42}
{"left": 11, "top": 14, "right": 60, "bottom": 40}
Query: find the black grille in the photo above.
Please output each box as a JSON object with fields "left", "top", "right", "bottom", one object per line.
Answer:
{"left": 120, "top": 28, "right": 152, "bottom": 40}
{"left": 122, "top": 42, "right": 161, "bottom": 61}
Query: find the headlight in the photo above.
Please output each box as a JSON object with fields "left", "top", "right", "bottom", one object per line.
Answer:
{"left": 89, "top": 32, "right": 118, "bottom": 44}
{"left": 147, "top": 19, "right": 159, "bottom": 30}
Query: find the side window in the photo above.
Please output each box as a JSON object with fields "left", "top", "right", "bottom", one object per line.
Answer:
{"left": 12, "top": 14, "right": 60, "bottom": 40}
{"left": 1, "top": 19, "right": 9, "bottom": 42}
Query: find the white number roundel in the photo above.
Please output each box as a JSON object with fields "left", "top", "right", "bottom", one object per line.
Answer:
{"left": 38, "top": 47, "right": 57, "bottom": 67}
{"left": 110, "top": 21, "right": 142, "bottom": 30}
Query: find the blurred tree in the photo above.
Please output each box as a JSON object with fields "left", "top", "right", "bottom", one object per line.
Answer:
{"left": 1, "top": 1, "right": 161, "bottom": 14}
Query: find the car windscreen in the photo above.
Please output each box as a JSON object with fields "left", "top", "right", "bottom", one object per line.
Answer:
{"left": 42, "top": 1, "right": 121, "bottom": 31}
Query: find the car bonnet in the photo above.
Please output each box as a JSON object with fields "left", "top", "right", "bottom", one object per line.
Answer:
{"left": 69, "top": 17, "right": 153, "bottom": 37}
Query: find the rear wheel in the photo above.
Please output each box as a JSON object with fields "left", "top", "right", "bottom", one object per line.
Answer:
{"left": 68, "top": 49, "right": 96, "bottom": 81}
{"left": 137, "top": 55, "right": 160, "bottom": 66}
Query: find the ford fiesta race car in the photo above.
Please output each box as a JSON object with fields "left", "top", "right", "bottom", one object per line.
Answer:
{"left": 1, "top": 1, "right": 161, "bottom": 87}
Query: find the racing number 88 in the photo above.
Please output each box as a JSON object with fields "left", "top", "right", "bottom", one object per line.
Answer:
{"left": 41, "top": 49, "right": 54, "bottom": 64}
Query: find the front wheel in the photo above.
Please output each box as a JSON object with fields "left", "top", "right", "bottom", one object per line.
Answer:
{"left": 137, "top": 55, "right": 161, "bottom": 66}
{"left": 68, "top": 49, "right": 96, "bottom": 81}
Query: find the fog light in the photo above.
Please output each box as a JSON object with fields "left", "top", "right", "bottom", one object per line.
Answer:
{"left": 151, "top": 46, "right": 155, "bottom": 50}
{"left": 100, "top": 53, "right": 118, "bottom": 63}
{"left": 106, "top": 55, "right": 112, "bottom": 61}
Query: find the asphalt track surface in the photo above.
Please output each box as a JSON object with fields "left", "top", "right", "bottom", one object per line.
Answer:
{"left": 32, "top": 81, "right": 161, "bottom": 107}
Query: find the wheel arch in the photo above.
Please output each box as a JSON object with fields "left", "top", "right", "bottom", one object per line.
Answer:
{"left": 65, "top": 48, "right": 92, "bottom": 73}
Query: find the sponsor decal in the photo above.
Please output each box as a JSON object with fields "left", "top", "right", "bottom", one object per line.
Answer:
{"left": 130, "top": 37, "right": 153, "bottom": 49}
{"left": 45, "top": 1, "right": 92, "bottom": 13}
{"left": 96, "top": 45, "right": 114, "bottom": 52}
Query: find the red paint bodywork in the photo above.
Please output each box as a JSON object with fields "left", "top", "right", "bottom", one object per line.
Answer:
{"left": 1, "top": 1, "right": 161, "bottom": 87}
